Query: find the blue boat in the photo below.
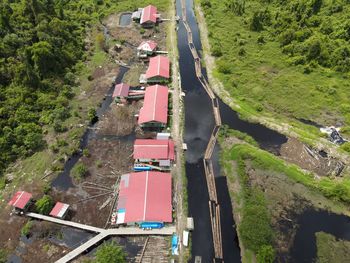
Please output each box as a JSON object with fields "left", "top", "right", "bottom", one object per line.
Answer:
{"left": 140, "top": 222, "right": 164, "bottom": 229}
{"left": 172, "top": 234, "right": 179, "bottom": 255}
{"left": 134, "top": 165, "right": 152, "bottom": 171}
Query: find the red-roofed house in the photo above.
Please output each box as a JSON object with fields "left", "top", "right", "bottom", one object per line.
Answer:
{"left": 145, "top": 56, "right": 170, "bottom": 83}
{"left": 50, "top": 202, "right": 70, "bottom": 219}
{"left": 113, "top": 83, "right": 130, "bottom": 103}
{"left": 140, "top": 5, "right": 159, "bottom": 27}
{"left": 116, "top": 171, "right": 172, "bottom": 225}
{"left": 8, "top": 191, "right": 32, "bottom": 212}
{"left": 138, "top": 85, "right": 168, "bottom": 128}
{"left": 134, "top": 139, "right": 175, "bottom": 168}
{"left": 137, "top": 40, "right": 158, "bottom": 58}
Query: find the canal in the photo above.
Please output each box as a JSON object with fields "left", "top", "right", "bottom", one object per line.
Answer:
{"left": 176, "top": 0, "right": 350, "bottom": 262}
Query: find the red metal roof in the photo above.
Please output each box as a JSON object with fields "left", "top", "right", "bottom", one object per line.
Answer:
{"left": 145, "top": 56, "right": 170, "bottom": 79}
{"left": 117, "top": 171, "right": 172, "bottom": 223}
{"left": 137, "top": 40, "right": 158, "bottom": 51}
{"left": 8, "top": 191, "right": 32, "bottom": 209}
{"left": 138, "top": 85, "right": 168, "bottom": 125}
{"left": 134, "top": 139, "right": 175, "bottom": 160}
{"left": 140, "top": 5, "right": 158, "bottom": 24}
{"left": 113, "top": 83, "right": 130, "bottom": 97}
{"left": 49, "top": 202, "right": 69, "bottom": 218}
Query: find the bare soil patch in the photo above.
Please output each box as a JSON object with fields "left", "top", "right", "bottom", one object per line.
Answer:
{"left": 96, "top": 102, "right": 142, "bottom": 137}
{"left": 280, "top": 138, "right": 344, "bottom": 176}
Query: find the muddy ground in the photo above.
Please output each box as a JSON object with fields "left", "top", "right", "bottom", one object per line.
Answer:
{"left": 96, "top": 102, "right": 142, "bottom": 137}
{"left": 280, "top": 138, "right": 345, "bottom": 177}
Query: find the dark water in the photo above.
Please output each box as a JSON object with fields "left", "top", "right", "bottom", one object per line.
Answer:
{"left": 175, "top": 0, "right": 350, "bottom": 263}
{"left": 119, "top": 13, "right": 132, "bottom": 26}
{"left": 51, "top": 66, "right": 129, "bottom": 190}
{"left": 290, "top": 209, "right": 350, "bottom": 263}
{"left": 177, "top": 0, "right": 241, "bottom": 261}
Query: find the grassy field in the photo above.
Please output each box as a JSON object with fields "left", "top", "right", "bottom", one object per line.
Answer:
{"left": 199, "top": 0, "right": 350, "bottom": 138}
{"left": 219, "top": 130, "right": 350, "bottom": 261}
{"left": 226, "top": 143, "right": 350, "bottom": 206}
{"left": 316, "top": 232, "right": 350, "bottom": 263}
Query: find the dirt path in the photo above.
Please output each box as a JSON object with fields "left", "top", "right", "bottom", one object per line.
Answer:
{"left": 194, "top": 3, "right": 350, "bottom": 166}
{"left": 168, "top": 2, "right": 187, "bottom": 263}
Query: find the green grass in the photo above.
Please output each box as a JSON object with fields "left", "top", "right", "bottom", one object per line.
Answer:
{"left": 227, "top": 143, "right": 350, "bottom": 205}
{"left": 316, "top": 232, "right": 350, "bottom": 263}
{"left": 198, "top": 0, "right": 350, "bottom": 138}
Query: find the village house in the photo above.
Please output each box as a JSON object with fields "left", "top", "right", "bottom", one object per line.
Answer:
{"left": 140, "top": 5, "right": 160, "bottom": 28}
{"left": 140, "top": 55, "right": 170, "bottom": 84}
{"left": 113, "top": 83, "right": 146, "bottom": 104}
{"left": 138, "top": 84, "right": 169, "bottom": 129}
{"left": 8, "top": 191, "right": 33, "bottom": 214}
{"left": 49, "top": 202, "right": 70, "bottom": 219}
{"left": 112, "top": 83, "right": 130, "bottom": 103}
{"left": 137, "top": 40, "right": 158, "bottom": 58}
{"left": 116, "top": 171, "right": 172, "bottom": 225}
{"left": 133, "top": 138, "right": 175, "bottom": 169}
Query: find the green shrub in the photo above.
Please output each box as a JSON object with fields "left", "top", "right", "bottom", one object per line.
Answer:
{"left": 340, "top": 142, "right": 350, "bottom": 153}
{"left": 0, "top": 177, "right": 6, "bottom": 190}
{"left": 21, "top": 221, "right": 33, "bottom": 236}
{"left": 94, "top": 241, "right": 126, "bottom": 263}
{"left": 71, "top": 162, "right": 88, "bottom": 180}
{"left": 239, "top": 189, "right": 274, "bottom": 252}
{"left": 0, "top": 248, "right": 7, "bottom": 263}
{"left": 257, "top": 245, "right": 275, "bottom": 263}
{"left": 83, "top": 149, "right": 90, "bottom": 157}
{"left": 35, "top": 195, "right": 54, "bottom": 215}
{"left": 95, "top": 160, "right": 103, "bottom": 168}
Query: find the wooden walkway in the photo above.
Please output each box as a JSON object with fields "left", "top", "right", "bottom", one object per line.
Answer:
{"left": 26, "top": 213, "right": 103, "bottom": 233}
{"left": 26, "top": 213, "right": 175, "bottom": 263}
{"left": 181, "top": 0, "right": 223, "bottom": 261}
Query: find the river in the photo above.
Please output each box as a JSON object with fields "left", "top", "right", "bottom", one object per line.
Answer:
{"left": 176, "top": 0, "right": 350, "bottom": 262}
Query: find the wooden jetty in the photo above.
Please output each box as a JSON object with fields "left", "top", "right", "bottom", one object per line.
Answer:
{"left": 26, "top": 212, "right": 175, "bottom": 263}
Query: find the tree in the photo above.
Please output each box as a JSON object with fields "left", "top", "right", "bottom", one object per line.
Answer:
{"left": 257, "top": 245, "right": 275, "bottom": 263}
{"left": 35, "top": 195, "right": 54, "bottom": 215}
{"left": 0, "top": 248, "right": 7, "bottom": 263}
{"left": 71, "top": 162, "right": 88, "bottom": 180}
{"left": 225, "top": 0, "right": 246, "bottom": 16}
{"left": 94, "top": 241, "right": 126, "bottom": 263}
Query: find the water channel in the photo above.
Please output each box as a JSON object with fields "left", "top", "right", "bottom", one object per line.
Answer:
{"left": 51, "top": 66, "right": 129, "bottom": 191}
{"left": 177, "top": 0, "right": 350, "bottom": 262}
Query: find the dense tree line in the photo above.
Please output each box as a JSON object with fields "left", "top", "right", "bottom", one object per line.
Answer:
{"left": 0, "top": 0, "right": 111, "bottom": 175}
{"left": 211, "top": 0, "right": 350, "bottom": 72}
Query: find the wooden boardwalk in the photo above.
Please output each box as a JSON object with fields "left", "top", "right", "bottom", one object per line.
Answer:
{"left": 26, "top": 213, "right": 175, "bottom": 263}
{"left": 181, "top": 0, "right": 224, "bottom": 261}
{"left": 26, "top": 213, "right": 103, "bottom": 233}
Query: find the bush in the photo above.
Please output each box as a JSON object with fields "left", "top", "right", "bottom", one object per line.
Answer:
{"left": 257, "top": 245, "right": 275, "bottom": 263}
{"left": 21, "top": 221, "right": 33, "bottom": 236}
{"left": 35, "top": 195, "right": 54, "bottom": 215}
{"left": 211, "top": 43, "right": 223, "bottom": 57}
{"left": 88, "top": 108, "right": 98, "bottom": 123}
{"left": 83, "top": 149, "right": 90, "bottom": 157}
{"left": 217, "top": 60, "right": 232, "bottom": 74}
{"left": 0, "top": 249, "right": 7, "bottom": 263}
{"left": 94, "top": 241, "right": 126, "bottom": 263}
{"left": 340, "top": 142, "right": 350, "bottom": 153}
{"left": 71, "top": 162, "right": 88, "bottom": 180}
{"left": 238, "top": 189, "right": 274, "bottom": 252}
